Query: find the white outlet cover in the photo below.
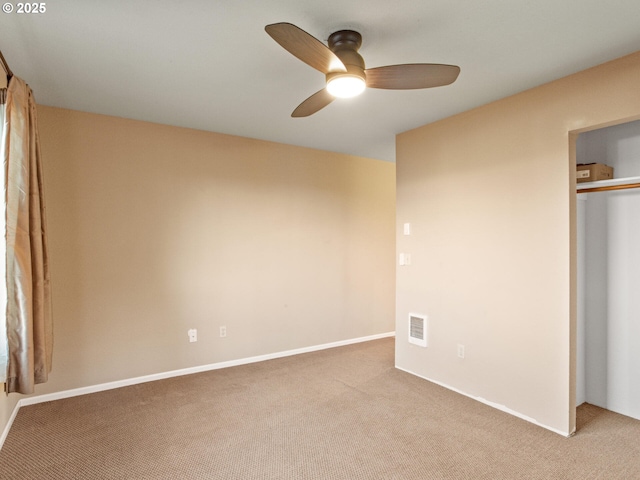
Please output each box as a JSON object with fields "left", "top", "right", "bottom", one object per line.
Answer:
{"left": 188, "top": 329, "right": 197, "bottom": 342}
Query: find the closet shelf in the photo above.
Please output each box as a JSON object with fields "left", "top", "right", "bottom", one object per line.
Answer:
{"left": 577, "top": 176, "right": 640, "bottom": 193}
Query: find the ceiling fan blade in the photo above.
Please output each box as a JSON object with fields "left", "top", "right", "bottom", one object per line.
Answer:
{"left": 292, "top": 88, "right": 335, "bottom": 117}
{"left": 365, "top": 64, "right": 460, "bottom": 90}
{"left": 265, "top": 23, "right": 347, "bottom": 74}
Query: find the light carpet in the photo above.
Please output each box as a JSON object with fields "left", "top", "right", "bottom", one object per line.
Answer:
{"left": 1, "top": 338, "right": 639, "bottom": 479}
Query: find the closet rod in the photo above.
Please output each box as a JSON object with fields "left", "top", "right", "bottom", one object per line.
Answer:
{"left": 578, "top": 182, "right": 640, "bottom": 194}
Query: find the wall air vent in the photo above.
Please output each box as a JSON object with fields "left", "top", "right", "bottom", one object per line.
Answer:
{"left": 408, "top": 313, "right": 428, "bottom": 347}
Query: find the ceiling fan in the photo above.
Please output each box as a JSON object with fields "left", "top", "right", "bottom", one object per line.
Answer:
{"left": 265, "top": 22, "right": 460, "bottom": 117}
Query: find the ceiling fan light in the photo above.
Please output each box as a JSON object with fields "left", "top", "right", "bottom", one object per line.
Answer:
{"left": 326, "top": 75, "right": 366, "bottom": 98}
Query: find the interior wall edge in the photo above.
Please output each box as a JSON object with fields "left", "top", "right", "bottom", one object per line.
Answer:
{"left": 0, "top": 397, "right": 21, "bottom": 451}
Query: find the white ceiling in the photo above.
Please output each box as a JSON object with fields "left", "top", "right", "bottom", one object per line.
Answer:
{"left": 2, "top": 0, "right": 639, "bottom": 162}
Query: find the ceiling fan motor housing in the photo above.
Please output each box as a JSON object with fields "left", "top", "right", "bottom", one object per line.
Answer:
{"left": 326, "top": 30, "right": 367, "bottom": 85}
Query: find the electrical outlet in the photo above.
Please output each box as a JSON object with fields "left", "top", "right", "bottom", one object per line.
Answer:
{"left": 219, "top": 326, "right": 227, "bottom": 338}
{"left": 188, "top": 329, "right": 197, "bottom": 343}
{"left": 399, "top": 253, "right": 411, "bottom": 266}
{"left": 457, "top": 344, "right": 465, "bottom": 359}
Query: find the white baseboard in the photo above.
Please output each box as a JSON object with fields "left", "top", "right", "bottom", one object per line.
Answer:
{"left": 0, "top": 399, "right": 21, "bottom": 450}
{"left": 1, "top": 332, "right": 394, "bottom": 449}
{"left": 394, "top": 365, "right": 572, "bottom": 438}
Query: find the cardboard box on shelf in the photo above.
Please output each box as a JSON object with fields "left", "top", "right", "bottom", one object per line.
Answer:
{"left": 576, "top": 163, "right": 614, "bottom": 183}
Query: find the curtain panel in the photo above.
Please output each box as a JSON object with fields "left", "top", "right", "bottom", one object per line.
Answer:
{"left": 3, "top": 76, "right": 52, "bottom": 394}
{"left": 0, "top": 86, "right": 6, "bottom": 382}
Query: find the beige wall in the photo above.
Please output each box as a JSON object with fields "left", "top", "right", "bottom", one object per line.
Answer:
{"left": 2, "top": 107, "right": 395, "bottom": 432}
{"left": 396, "top": 51, "right": 640, "bottom": 435}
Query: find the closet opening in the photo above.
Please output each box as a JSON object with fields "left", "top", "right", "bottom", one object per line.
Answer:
{"left": 574, "top": 118, "right": 640, "bottom": 428}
